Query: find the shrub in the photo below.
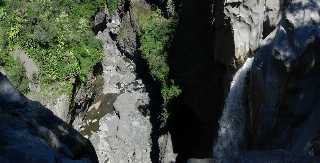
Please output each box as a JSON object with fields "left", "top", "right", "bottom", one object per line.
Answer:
{"left": 0, "top": 51, "right": 29, "bottom": 93}
{"left": 107, "top": 0, "right": 118, "bottom": 15}
{"left": 138, "top": 10, "right": 181, "bottom": 104}
{"left": 0, "top": 0, "right": 104, "bottom": 94}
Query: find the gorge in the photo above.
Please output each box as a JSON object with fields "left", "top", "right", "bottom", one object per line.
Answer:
{"left": 1, "top": 0, "right": 320, "bottom": 163}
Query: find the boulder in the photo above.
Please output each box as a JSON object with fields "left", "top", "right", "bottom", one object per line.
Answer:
{"left": 0, "top": 73, "right": 98, "bottom": 163}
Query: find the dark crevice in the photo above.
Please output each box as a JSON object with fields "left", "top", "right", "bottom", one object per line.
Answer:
{"left": 92, "top": 10, "right": 107, "bottom": 34}
{"left": 68, "top": 76, "right": 82, "bottom": 125}
{"left": 167, "top": 0, "right": 235, "bottom": 161}
{"left": 109, "top": 31, "right": 118, "bottom": 40}
{"left": 92, "top": 62, "right": 103, "bottom": 76}
{"left": 135, "top": 53, "right": 163, "bottom": 163}
{"left": 262, "top": 18, "right": 276, "bottom": 39}
{"left": 131, "top": 53, "right": 163, "bottom": 163}
{"left": 228, "top": 2, "right": 242, "bottom": 8}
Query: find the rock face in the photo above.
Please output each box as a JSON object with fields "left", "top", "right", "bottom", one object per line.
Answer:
{"left": 73, "top": 7, "right": 154, "bottom": 162}
{"left": 87, "top": 29, "right": 152, "bottom": 162}
{"left": 224, "top": 0, "right": 281, "bottom": 62}
{"left": 45, "top": 94, "right": 70, "bottom": 122}
{"left": 90, "top": 92, "right": 151, "bottom": 163}
{"left": 98, "top": 29, "right": 138, "bottom": 95}
{"left": 4, "top": 0, "right": 320, "bottom": 162}
{"left": 0, "top": 73, "right": 98, "bottom": 163}
{"left": 214, "top": 0, "right": 320, "bottom": 162}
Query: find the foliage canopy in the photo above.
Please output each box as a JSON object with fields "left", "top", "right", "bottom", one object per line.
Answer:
{"left": 138, "top": 10, "right": 181, "bottom": 104}
{"left": 0, "top": 0, "right": 105, "bottom": 93}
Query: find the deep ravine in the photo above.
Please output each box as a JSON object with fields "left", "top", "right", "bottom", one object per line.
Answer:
{"left": 1, "top": 0, "right": 320, "bottom": 163}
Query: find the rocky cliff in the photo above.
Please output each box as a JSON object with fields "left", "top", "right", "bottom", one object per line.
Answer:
{"left": 1, "top": 0, "right": 320, "bottom": 163}
{"left": 214, "top": 0, "right": 320, "bottom": 162}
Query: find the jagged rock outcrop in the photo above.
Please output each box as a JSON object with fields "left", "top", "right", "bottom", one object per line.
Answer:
{"left": 73, "top": 28, "right": 152, "bottom": 163}
{"left": 224, "top": 0, "right": 281, "bottom": 62}
{"left": 72, "top": 3, "right": 160, "bottom": 161}
{"left": 0, "top": 73, "right": 98, "bottom": 163}
{"left": 6, "top": 0, "right": 320, "bottom": 162}
{"left": 214, "top": 0, "right": 320, "bottom": 162}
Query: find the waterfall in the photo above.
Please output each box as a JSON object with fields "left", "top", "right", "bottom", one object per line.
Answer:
{"left": 213, "top": 58, "right": 254, "bottom": 162}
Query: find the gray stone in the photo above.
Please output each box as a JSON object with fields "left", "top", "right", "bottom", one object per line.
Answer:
{"left": 90, "top": 93, "right": 151, "bottom": 163}
{"left": 107, "top": 14, "right": 121, "bottom": 35}
{"left": 94, "top": 10, "right": 106, "bottom": 27}
{"left": 225, "top": 0, "right": 281, "bottom": 62}
{"left": 117, "top": 12, "right": 138, "bottom": 56}
{"left": 74, "top": 26, "right": 153, "bottom": 162}
{"left": 45, "top": 94, "right": 70, "bottom": 122}
{"left": 159, "top": 133, "right": 177, "bottom": 163}
{"left": 97, "top": 29, "right": 136, "bottom": 94}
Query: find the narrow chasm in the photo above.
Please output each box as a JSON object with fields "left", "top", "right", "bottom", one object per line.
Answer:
{"left": 2, "top": 0, "right": 320, "bottom": 162}
{"left": 167, "top": 0, "right": 236, "bottom": 161}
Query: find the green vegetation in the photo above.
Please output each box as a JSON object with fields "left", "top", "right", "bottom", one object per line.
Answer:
{"left": 138, "top": 9, "right": 181, "bottom": 104}
{"left": 107, "top": 0, "right": 118, "bottom": 15}
{"left": 0, "top": 0, "right": 105, "bottom": 94}
{"left": 0, "top": 52, "right": 29, "bottom": 93}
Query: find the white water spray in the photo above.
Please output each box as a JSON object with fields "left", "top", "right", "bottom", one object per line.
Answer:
{"left": 213, "top": 58, "right": 254, "bottom": 162}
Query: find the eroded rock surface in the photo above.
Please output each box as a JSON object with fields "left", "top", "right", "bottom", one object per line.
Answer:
{"left": 73, "top": 24, "right": 152, "bottom": 163}
{"left": 224, "top": 0, "right": 281, "bottom": 62}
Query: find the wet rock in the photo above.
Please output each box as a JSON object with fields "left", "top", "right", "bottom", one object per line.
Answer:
{"left": 214, "top": 0, "right": 320, "bottom": 162}
{"left": 0, "top": 73, "right": 28, "bottom": 106}
{"left": 248, "top": 0, "right": 320, "bottom": 150}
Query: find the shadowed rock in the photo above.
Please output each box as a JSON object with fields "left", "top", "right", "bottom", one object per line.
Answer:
{"left": 214, "top": 0, "right": 320, "bottom": 162}
{"left": 0, "top": 73, "right": 98, "bottom": 163}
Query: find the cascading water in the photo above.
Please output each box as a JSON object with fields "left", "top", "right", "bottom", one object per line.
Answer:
{"left": 213, "top": 58, "right": 253, "bottom": 162}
